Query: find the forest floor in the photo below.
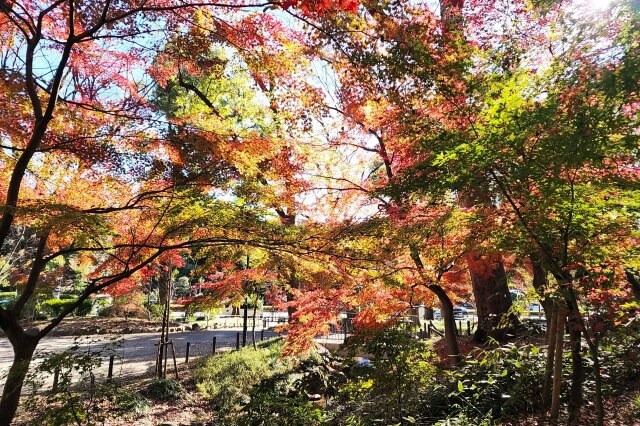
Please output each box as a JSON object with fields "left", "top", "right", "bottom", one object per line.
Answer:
{"left": 7, "top": 320, "right": 640, "bottom": 425}
{"left": 13, "top": 335, "right": 640, "bottom": 425}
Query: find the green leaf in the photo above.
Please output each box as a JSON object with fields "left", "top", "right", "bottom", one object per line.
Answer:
{"left": 457, "top": 380, "right": 464, "bottom": 392}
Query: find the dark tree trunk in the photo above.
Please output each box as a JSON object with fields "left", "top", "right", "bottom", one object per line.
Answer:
{"left": 467, "top": 253, "right": 516, "bottom": 342}
{"left": 252, "top": 300, "right": 258, "bottom": 350}
{"left": 424, "top": 307, "right": 434, "bottom": 320}
{"left": 589, "top": 342, "right": 605, "bottom": 426}
{"left": 158, "top": 274, "right": 169, "bottom": 308}
{"left": 550, "top": 302, "right": 566, "bottom": 423}
{"left": 566, "top": 296, "right": 584, "bottom": 422}
{"left": 242, "top": 298, "right": 248, "bottom": 347}
{"left": 543, "top": 301, "right": 559, "bottom": 409}
{"left": 459, "top": 184, "right": 517, "bottom": 343}
{"left": 625, "top": 269, "right": 640, "bottom": 300}
{"left": 429, "top": 284, "right": 461, "bottom": 364}
{"left": 408, "top": 245, "right": 460, "bottom": 362}
{"left": 531, "top": 254, "right": 553, "bottom": 326}
{"left": 0, "top": 323, "right": 39, "bottom": 426}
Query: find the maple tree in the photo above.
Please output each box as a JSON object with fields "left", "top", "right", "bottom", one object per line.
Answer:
{"left": 1, "top": 0, "right": 638, "bottom": 423}
{"left": 285, "top": 0, "right": 638, "bottom": 419}
{"left": 297, "top": 0, "right": 522, "bottom": 344}
{"left": 0, "top": 0, "right": 366, "bottom": 422}
{"left": 384, "top": 0, "right": 640, "bottom": 421}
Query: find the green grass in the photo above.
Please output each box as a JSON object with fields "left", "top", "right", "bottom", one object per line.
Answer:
{"left": 195, "top": 338, "right": 294, "bottom": 412}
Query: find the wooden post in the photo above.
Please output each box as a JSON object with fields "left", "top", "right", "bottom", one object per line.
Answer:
{"left": 170, "top": 341, "right": 179, "bottom": 379}
{"left": 458, "top": 320, "right": 462, "bottom": 336}
{"left": 212, "top": 336, "right": 217, "bottom": 354}
{"left": 242, "top": 297, "right": 248, "bottom": 347}
{"left": 467, "top": 321, "right": 471, "bottom": 336}
{"left": 236, "top": 332, "right": 240, "bottom": 350}
{"left": 185, "top": 342, "right": 191, "bottom": 364}
{"left": 52, "top": 367, "right": 60, "bottom": 392}
{"left": 261, "top": 328, "right": 264, "bottom": 341}
{"left": 427, "top": 323, "right": 432, "bottom": 338}
{"left": 107, "top": 354, "right": 115, "bottom": 380}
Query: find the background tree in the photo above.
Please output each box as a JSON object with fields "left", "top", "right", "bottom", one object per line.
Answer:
{"left": 397, "top": 0, "right": 640, "bottom": 421}
{"left": 298, "top": 0, "right": 519, "bottom": 342}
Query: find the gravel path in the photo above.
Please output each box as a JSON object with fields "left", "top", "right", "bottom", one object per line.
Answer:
{"left": 0, "top": 327, "right": 279, "bottom": 387}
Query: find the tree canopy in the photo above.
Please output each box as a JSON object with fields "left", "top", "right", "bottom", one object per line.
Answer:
{"left": 0, "top": 0, "right": 639, "bottom": 423}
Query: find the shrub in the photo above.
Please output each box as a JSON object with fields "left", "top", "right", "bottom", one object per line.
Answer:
{"left": 142, "top": 378, "right": 185, "bottom": 402}
{"left": 330, "top": 326, "right": 437, "bottom": 425}
{"left": 426, "top": 342, "right": 547, "bottom": 423}
{"left": 195, "top": 338, "right": 291, "bottom": 413}
{"left": 22, "top": 339, "right": 120, "bottom": 425}
{"left": 41, "top": 298, "right": 92, "bottom": 317}
{"left": 235, "top": 351, "right": 350, "bottom": 426}
{"left": 239, "top": 396, "right": 324, "bottom": 425}
{"left": 100, "top": 295, "right": 148, "bottom": 318}
{"left": 144, "top": 301, "right": 165, "bottom": 320}
{"left": 331, "top": 333, "right": 545, "bottom": 424}
{"left": 112, "top": 389, "right": 150, "bottom": 418}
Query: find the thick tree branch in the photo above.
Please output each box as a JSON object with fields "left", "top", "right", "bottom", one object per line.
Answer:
{"left": 11, "top": 230, "right": 49, "bottom": 315}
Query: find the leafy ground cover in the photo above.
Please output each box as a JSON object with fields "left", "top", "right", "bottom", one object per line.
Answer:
{"left": 13, "top": 322, "right": 640, "bottom": 425}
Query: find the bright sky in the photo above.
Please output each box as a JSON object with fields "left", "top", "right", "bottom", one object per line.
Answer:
{"left": 586, "top": 0, "right": 613, "bottom": 9}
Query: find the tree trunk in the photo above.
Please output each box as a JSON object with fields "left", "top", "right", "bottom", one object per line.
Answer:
{"left": 588, "top": 342, "right": 604, "bottom": 426}
{"left": 408, "top": 245, "right": 460, "bottom": 362}
{"left": 625, "top": 269, "right": 640, "bottom": 300}
{"left": 0, "top": 329, "right": 39, "bottom": 426}
{"left": 429, "top": 284, "right": 461, "bottom": 364}
{"left": 467, "top": 252, "right": 516, "bottom": 342}
{"left": 424, "top": 307, "right": 434, "bottom": 320}
{"left": 439, "top": 0, "right": 516, "bottom": 344}
{"left": 158, "top": 274, "right": 169, "bottom": 308}
{"left": 566, "top": 297, "right": 584, "bottom": 422}
{"left": 550, "top": 302, "right": 566, "bottom": 423}
{"left": 530, "top": 253, "right": 553, "bottom": 326}
{"left": 543, "top": 301, "right": 559, "bottom": 409}
{"left": 252, "top": 300, "right": 258, "bottom": 350}
{"left": 242, "top": 298, "right": 248, "bottom": 347}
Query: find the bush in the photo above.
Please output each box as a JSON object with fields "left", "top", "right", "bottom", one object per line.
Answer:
{"left": 425, "top": 342, "right": 547, "bottom": 423}
{"left": 330, "top": 327, "right": 437, "bottom": 425}
{"left": 239, "top": 393, "right": 324, "bottom": 426}
{"left": 100, "top": 295, "right": 148, "bottom": 318}
{"left": 141, "top": 378, "right": 185, "bottom": 402}
{"left": 112, "top": 389, "right": 149, "bottom": 418}
{"left": 22, "top": 339, "right": 120, "bottom": 425}
{"left": 144, "top": 301, "right": 164, "bottom": 320}
{"left": 236, "top": 351, "right": 350, "bottom": 425}
{"left": 41, "top": 298, "right": 92, "bottom": 317}
{"left": 330, "top": 332, "right": 545, "bottom": 425}
{"left": 195, "top": 338, "right": 291, "bottom": 413}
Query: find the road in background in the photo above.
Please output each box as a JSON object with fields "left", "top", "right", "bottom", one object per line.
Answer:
{"left": 0, "top": 327, "right": 279, "bottom": 386}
